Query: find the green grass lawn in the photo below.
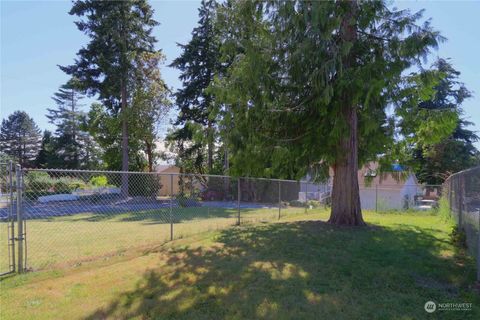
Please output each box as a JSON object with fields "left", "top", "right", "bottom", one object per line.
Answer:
{"left": 0, "top": 206, "right": 313, "bottom": 271}
{"left": 1, "top": 210, "right": 479, "bottom": 319}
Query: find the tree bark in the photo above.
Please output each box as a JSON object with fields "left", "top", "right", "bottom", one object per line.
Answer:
{"left": 328, "top": 105, "right": 365, "bottom": 225}
{"left": 207, "top": 121, "right": 213, "bottom": 173}
{"left": 328, "top": 0, "right": 365, "bottom": 226}
{"left": 121, "top": 80, "right": 129, "bottom": 198}
{"left": 145, "top": 139, "right": 154, "bottom": 172}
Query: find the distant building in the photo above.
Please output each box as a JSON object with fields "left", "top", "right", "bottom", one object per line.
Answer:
{"left": 155, "top": 164, "right": 180, "bottom": 196}
{"left": 300, "top": 162, "right": 427, "bottom": 210}
{"left": 357, "top": 162, "right": 420, "bottom": 210}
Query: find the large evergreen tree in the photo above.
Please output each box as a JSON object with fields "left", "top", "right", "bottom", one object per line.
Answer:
{"left": 46, "top": 78, "right": 86, "bottom": 168}
{"left": 0, "top": 111, "right": 41, "bottom": 166}
{"left": 35, "top": 130, "right": 61, "bottom": 168}
{"left": 61, "top": 0, "right": 159, "bottom": 196}
{"left": 168, "top": 0, "right": 221, "bottom": 175}
{"left": 213, "top": 0, "right": 444, "bottom": 225}
{"left": 401, "top": 59, "right": 479, "bottom": 184}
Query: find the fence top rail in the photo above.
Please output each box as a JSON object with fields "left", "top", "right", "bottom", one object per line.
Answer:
{"left": 20, "top": 167, "right": 445, "bottom": 187}
{"left": 444, "top": 165, "right": 480, "bottom": 183}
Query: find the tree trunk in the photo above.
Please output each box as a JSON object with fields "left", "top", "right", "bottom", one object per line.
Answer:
{"left": 207, "top": 121, "right": 213, "bottom": 173}
{"left": 121, "top": 80, "right": 129, "bottom": 198}
{"left": 145, "top": 139, "right": 154, "bottom": 172}
{"left": 328, "top": 105, "right": 365, "bottom": 225}
{"left": 328, "top": 0, "right": 365, "bottom": 226}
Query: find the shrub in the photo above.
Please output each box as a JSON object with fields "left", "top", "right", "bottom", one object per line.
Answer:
{"left": 307, "top": 200, "right": 322, "bottom": 208}
{"left": 176, "top": 193, "right": 201, "bottom": 207}
{"left": 89, "top": 175, "right": 109, "bottom": 187}
{"left": 25, "top": 171, "right": 54, "bottom": 192}
{"left": 450, "top": 225, "right": 467, "bottom": 249}
{"left": 128, "top": 174, "right": 162, "bottom": 197}
{"left": 289, "top": 200, "right": 305, "bottom": 207}
{"left": 436, "top": 197, "right": 453, "bottom": 223}
{"left": 53, "top": 177, "right": 86, "bottom": 193}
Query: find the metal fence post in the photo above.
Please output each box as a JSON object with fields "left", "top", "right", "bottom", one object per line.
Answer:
{"left": 305, "top": 181, "right": 308, "bottom": 213}
{"left": 375, "top": 184, "right": 378, "bottom": 212}
{"left": 278, "top": 181, "right": 281, "bottom": 220}
{"left": 170, "top": 174, "right": 174, "bottom": 241}
{"left": 458, "top": 177, "right": 463, "bottom": 228}
{"left": 477, "top": 209, "right": 480, "bottom": 282}
{"left": 237, "top": 178, "right": 241, "bottom": 225}
{"left": 9, "top": 161, "right": 15, "bottom": 272}
{"left": 15, "top": 165, "right": 23, "bottom": 273}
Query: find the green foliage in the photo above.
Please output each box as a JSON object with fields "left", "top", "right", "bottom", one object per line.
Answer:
{"left": 61, "top": 0, "right": 161, "bottom": 175}
{"left": 175, "top": 193, "right": 201, "bottom": 208}
{"left": 288, "top": 200, "right": 305, "bottom": 208}
{"left": 394, "top": 59, "right": 478, "bottom": 184}
{"left": 35, "top": 130, "right": 62, "bottom": 169}
{"left": 45, "top": 78, "right": 95, "bottom": 169}
{"left": 449, "top": 225, "right": 467, "bottom": 249}
{"left": 25, "top": 172, "right": 87, "bottom": 195}
{"left": 89, "top": 175, "right": 109, "bottom": 187}
{"left": 25, "top": 171, "right": 54, "bottom": 192}
{"left": 307, "top": 200, "right": 322, "bottom": 208}
{"left": 167, "top": 0, "right": 223, "bottom": 175}
{"left": 0, "top": 111, "right": 41, "bottom": 166}
{"left": 211, "top": 1, "right": 442, "bottom": 180}
{"left": 127, "top": 175, "right": 162, "bottom": 198}
{"left": 436, "top": 197, "right": 453, "bottom": 223}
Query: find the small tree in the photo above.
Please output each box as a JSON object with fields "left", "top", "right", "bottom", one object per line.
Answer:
{"left": 0, "top": 111, "right": 41, "bottom": 166}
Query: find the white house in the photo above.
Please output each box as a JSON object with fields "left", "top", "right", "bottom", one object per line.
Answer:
{"left": 299, "top": 162, "right": 423, "bottom": 210}
{"left": 357, "top": 163, "right": 420, "bottom": 210}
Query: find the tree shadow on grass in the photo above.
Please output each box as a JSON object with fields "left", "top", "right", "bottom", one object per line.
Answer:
{"left": 85, "top": 221, "right": 480, "bottom": 320}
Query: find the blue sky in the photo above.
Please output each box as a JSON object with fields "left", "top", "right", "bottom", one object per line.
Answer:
{"left": 1, "top": 0, "right": 479, "bottom": 148}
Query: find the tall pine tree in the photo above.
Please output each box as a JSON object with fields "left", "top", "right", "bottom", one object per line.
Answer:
{"left": 46, "top": 78, "right": 86, "bottom": 168}
{"left": 61, "top": 0, "right": 159, "bottom": 196}
{"left": 168, "top": 0, "right": 220, "bottom": 175}
{"left": 0, "top": 111, "right": 41, "bottom": 167}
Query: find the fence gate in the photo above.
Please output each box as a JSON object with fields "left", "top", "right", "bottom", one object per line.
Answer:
{"left": 0, "top": 162, "right": 17, "bottom": 275}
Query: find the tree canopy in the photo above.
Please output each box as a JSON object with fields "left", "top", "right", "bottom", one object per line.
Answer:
{"left": 211, "top": 0, "right": 444, "bottom": 224}
{"left": 0, "top": 111, "right": 41, "bottom": 167}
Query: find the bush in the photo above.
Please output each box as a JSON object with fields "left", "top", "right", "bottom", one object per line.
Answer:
{"left": 89, "top": 175, "right": 109, "bottom": 187}
{"left": 24, "top": 172, "right": 86, "bottom": 199}
{"left": 176, "top": 193, "right": 201, "bottom": 207}
{"left": 450, "top": 225, "right": 467, "bottom": 249}
{"left": 307, "top": 200, "right": 322, "bottom": 208}
{"left": 436, "top": 197, "right": 453, "bottom": 223}
{"left": 53, "top": 177, "right": 86, "bottom": 193}
{"left": 128, "top": 174, "right": 162, "bottom": 197}
{"left": 289, "top": 200, "right": 305, "bottom": 207}
{"left": 25, "top": 171, "right": 54, "bottom": 192}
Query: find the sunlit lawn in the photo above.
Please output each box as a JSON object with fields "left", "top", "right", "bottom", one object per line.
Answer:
{"left": 1, "top": 210, "right": 479, "bottom": 319}
{"left": 0, "top": 206, "right": 316, "bottom": 271}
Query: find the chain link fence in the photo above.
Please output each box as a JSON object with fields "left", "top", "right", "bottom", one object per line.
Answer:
{"left": 1, "top": 168, "right": 329, "bottom": 272}
{"left": 0, "top": 166, "right": 447, "bottom": 273}
{"left": 443, "top": 166, "right": 480, "bottom": 281}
